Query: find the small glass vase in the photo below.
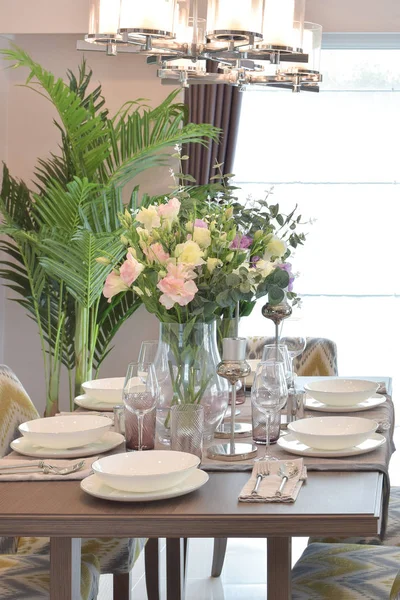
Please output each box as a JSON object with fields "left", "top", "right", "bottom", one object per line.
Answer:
{"left": 154, "top": 321, "right": 229, "bottom": 444}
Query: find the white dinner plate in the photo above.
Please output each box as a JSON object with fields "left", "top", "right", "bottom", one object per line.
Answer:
{"left": 75, "top": 394, "right": 121, "bottom": 412}
{"left": 80, "top": 469, "right": 209, "bottom": 502}
{"left": 10, "top": 431, "right": 125, "bottom": 459}
{"left": 277, "top": 432, "right": 385, "bottom": 458}
{"left": 305, "top": 393, "right": 386, "bottom": 413}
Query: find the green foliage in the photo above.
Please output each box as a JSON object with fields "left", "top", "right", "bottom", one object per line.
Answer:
{"left": 0, "top": 46, "right": 219, "bottom": 413}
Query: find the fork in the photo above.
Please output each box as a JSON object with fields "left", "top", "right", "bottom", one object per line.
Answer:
{"left": 251, "top": 461, "right": 270, "bottom": 495}
{"left": 0, "top": 460, "right": 85, "bottom": 476}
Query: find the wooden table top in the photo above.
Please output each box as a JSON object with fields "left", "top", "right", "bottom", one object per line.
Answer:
{"left": 0, "top": 470, "right": 383, "bottom": 538}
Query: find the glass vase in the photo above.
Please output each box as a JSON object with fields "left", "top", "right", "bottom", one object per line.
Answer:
{"left": 154, "top": 321, "right": 229, "bottom": 444}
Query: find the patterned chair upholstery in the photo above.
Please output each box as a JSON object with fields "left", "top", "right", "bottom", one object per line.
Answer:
{"left": 246, "top": 336, "right": 338, "bottom": 376}
{"left": 309, "top": 487, "right": 400, "bottom": 547}
{"left": 292, "top": 543, "right": 400, "bottom": 599}
{"left": 0, "top": 553, "right": 100, "bottom": 600}
{"left": 0, "top": 365, "right": 147, "bottom": 598}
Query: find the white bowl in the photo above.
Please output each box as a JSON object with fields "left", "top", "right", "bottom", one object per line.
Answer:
{"left": 82, "top": 378, "right": 125, "bottom": 404}
{"left": 304, "top": 379, "right": 378, "bottom": 407}
{"left": 92, "top": 450, "right": 200, "bottom": 493}
{"left": 19, "top": 415, "right": 112, "bottom": 449}
{"left": 288, "top": 416, "right": 378, "bottom": 450}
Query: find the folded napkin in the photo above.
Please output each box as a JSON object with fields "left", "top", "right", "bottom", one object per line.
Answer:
{"left": 0, "top": 456, "right": 98, "bottom": 481}
{"left": 239, "top": 458, "right": 307, "bottom": 503}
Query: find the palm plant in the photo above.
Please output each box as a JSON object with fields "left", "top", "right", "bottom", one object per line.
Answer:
{"left": 0, "top": 47, "right": 219, "bottom": 414}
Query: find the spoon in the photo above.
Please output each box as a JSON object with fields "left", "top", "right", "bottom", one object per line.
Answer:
{"left": 276, "top": 462, "right": 299, "bottom": 497}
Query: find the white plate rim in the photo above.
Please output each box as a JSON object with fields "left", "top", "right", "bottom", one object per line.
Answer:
{"left": 80, "top": 469, "right": 209, "bottom": 502}
{"left": 305, "top": 393, "right": 386, "bottom": 413}
{"left": 10, "top": 431, "right": 124, "bottom": 458}
{"left": 75, "top": 394, "right": 120, "bottom": 411}
{"left": 277, "top": 432, "right": 385, "bottom": 457}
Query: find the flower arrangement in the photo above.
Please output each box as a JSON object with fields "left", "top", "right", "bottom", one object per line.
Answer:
{"left": 101, "top": 193, "right": 303, "bottom": 322}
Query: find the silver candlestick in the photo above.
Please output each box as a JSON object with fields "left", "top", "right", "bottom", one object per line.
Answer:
{"left": 207, "top": 338, "right": 258, "bottom": 461}
{"left": 262, "top": 299, "right": 292, "bottom": 352}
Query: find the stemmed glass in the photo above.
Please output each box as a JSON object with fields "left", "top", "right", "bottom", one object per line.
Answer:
{"left": 123, "top": 362, "right": 159, "bottom": 451}
{"left": 251, "top": 360, "right": 288, "bottom": 463}
{"left": 262, "top": 344, "right": 293, "bottom": 389}
{"left": 280, "top": 336, "right": 307, "bottom": 376}
{"left": 138, "top": 340, "right": 159, "bottom": 365}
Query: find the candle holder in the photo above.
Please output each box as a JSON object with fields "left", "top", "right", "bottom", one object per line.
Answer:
{"left": 207, "top": 338, "right": 258, "bottom": 461}
{"left": 262, "top": 298, "right": 292, "bottom": 350}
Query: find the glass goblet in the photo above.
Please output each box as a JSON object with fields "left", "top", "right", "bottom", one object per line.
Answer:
{"left": 251, "top": 360, "right": 288, "bottom": 463}
{"left": 123, "top": 362, "right": 159, "bottom": 451}
{"left": 280, "top": 336, "right": 307, "bottom": 376}
{"left": 138, "top": 340, "right": 159, "bottom": 365}
{"left": 261, "top": 344, "right": 293, "bottom": 389}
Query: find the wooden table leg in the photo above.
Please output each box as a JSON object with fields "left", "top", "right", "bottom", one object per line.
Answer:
{"left": 166, "top": 538, "right": 185, "bottom": 600}
{"left": 267, "top": 537, "right": 291, "bottom": 600}
{"left": 145, "top": 538, "right": 160, "bottom": 600}
{"left": 50, "top": 537, "right": 81, "bottom": 600}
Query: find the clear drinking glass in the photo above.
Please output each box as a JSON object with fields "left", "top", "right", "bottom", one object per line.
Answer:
{"left": 251, "top": 360, "right": 288, "bottom": 463}
{"left": 138, "top": 340, "right": 159, "bottom": 365}
{"left": 170, "top": 404, "right": 204, "bottom": 460}
{"left": 123, "top": 362, "right": 159, "bottom": 451}
{"left": 262, "top": 344, "right": 293, "bottom": 388}
{"left": 280, "top": 336, "right": 307, "bottom": 376}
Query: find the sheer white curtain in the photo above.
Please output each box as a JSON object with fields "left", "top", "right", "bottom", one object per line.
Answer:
{"left": 234, "top": 43, "right": 400, "bottom": 384}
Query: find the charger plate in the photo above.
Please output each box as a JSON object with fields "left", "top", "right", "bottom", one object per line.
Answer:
{"left": 10, "top": 431, "right": 124, "bottom": 459}
{"left": 277, "top": 432, "right": 385, "bottom": 458}
{"left": 81, "top": 469, "right": 209, "bottom": 502}
{"left": 305, "top": 393, "right": 386, "bottom": 413}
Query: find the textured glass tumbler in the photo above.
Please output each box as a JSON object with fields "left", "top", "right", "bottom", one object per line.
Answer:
{"left": 170, "top": 404, "right": 204, "bottom": 460}
{"left": 251, "top": 405, "right": 281, "bottom": 445}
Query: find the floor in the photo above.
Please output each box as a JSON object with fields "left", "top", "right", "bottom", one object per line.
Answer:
{"left": 98, "top": 423, "right": 400, "bottom": 600}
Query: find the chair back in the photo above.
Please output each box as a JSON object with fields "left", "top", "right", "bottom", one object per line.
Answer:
{"left": 0, "top": 365, "right": 39, "bottom": 458}
{"left": 246, "top": 337, "right": 338, "bottom": 376}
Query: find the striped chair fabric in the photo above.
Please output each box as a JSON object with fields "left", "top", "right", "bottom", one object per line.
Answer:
{"left": 292, "top": 543, "right": 400, "bottom": 600}
{"left": 246, "top": 336, "right": 338, "bottom": 376}
{"left": 0, "top": 365, "right": 147, "bottom": 590}
{"left": 0, "top": 553, "right": 100, "bottom": 600}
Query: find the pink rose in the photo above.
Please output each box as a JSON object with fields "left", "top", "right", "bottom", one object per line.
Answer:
{"left": 157, "top": 197, "right": 181, "bottom": 225}
{"left": 157, "top": 262, "right": 198, "bottom": 309}
{"left": 145, "top": 242, "right": 170, "bottom": 265}
{"left": 119, "top": 253, "right": 144, "bottom": 287}
{"left": 103, "top": 272, "right": 129, "bottom": 303}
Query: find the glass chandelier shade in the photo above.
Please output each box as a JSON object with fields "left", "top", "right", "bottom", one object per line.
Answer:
{"left": 119, "top": 0, "right": 177, "bottom": 38}
{"left": 206, "top": 0, "right": 264, "bottom": 42}
{"left": 277, "top": 22, "right": 322, "bottom": 74}
{"left": 260, "top": 0, "right": 305, "bottom": 50}
{"left": 87, "top": 0, "right": 122, "bottom": 42}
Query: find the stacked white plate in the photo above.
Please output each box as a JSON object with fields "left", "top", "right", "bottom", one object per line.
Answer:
{"left": 75, "top": 377, "right": 125, "bottom": 411}
{"left": 278, "top": 415, "right": 385, "bottom": 457}
{"left": 12, "top": 415, "right": 124, "bottom": 458}
{"left": 80, "top": 450, "right": 209, "bottom": 502}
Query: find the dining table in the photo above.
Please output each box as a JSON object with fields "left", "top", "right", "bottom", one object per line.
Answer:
{"left": 0, "top": 376, "right": 394, "bottom": 600}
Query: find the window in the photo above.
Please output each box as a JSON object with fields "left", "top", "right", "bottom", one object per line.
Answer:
{"left": 235, "top": 38, "right": 400, "bottom": 384}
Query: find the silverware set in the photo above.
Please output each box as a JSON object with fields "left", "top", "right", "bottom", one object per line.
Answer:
{"left": 0, "top": 460, "right": 85, "bottom": 476}
{"left": 250, "top": 460, "right": 299, "bottom": 497}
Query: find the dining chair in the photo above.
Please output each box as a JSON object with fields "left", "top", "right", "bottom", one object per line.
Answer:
{"left": 0, "top": 552, "right": 100, "bottom": 599}
{"left": 0, "top": 364, "right": 147, "bottom": 600}
{"left": 210, "top": 337, "right": 339, "bottom": 578}
{"left": 292, "top": 542, "right": 400, "bottom": 599}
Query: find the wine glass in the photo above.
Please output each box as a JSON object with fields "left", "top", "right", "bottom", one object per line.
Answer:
{"left": 123, "top": 362, "right": 159, "bottom": 451}
{"left": 138, "top": 340, "right": 159, "bottom": 365}
{"left": 261, "top": 344, "right": 293, "bottom": 389}
{"left": 280, "top": 336, "right": 307, "bottom": 376}
{"left": 251, "top": 360, "right": 288, "bottom": 463}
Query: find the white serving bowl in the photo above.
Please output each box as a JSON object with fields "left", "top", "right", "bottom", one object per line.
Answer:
{"left": 92, "top": 450, "right": 200, "bottom": 493}
{"left": 288, "top": 416, "right": 378, "bottom": 450}
{"left": 82, "top": 377, "right": 125, "bottom": 404}
{"left": 19, "top": 415, "right": 113, "bottom": 449}
{"left": 304, "top": 379, "right": 378, "bottom": 407}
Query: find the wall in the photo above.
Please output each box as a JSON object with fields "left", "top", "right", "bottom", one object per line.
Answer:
{"left": 2, "top": 34, "right": 176, "bottom": 412}
{"left": 0, "top": 38, "right": 9, "bottom": 364}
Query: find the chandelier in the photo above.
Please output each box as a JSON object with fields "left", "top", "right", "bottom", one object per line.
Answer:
{"left": 82, "top": 0, "right": 323, "bottom": 92}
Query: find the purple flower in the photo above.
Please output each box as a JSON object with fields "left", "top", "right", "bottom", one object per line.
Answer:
{"left": 278, "top": 262, "right": 295, "bottom": 292}
{"left": 194, "top": 219, "right": 208, "bottom": 229}
{"left": 250, "top": 255, "right": 261, "bottom": 268}
{"left": 230, "top": 234, "right": 253, "bottom": 250}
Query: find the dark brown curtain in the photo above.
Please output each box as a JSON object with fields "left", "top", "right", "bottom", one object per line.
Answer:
{"left": 183, "top": 63, "right": 243, "bottom": 185}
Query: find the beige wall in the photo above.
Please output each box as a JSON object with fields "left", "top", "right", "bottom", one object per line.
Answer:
{"left": 1, "top": 0, "right": 400, "bottom": 33}
{"left": 0, "top": 38, "right": 8, "bottom": 365}
{"left": 2, "top": 34, "right": 177, "bottom": 412}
